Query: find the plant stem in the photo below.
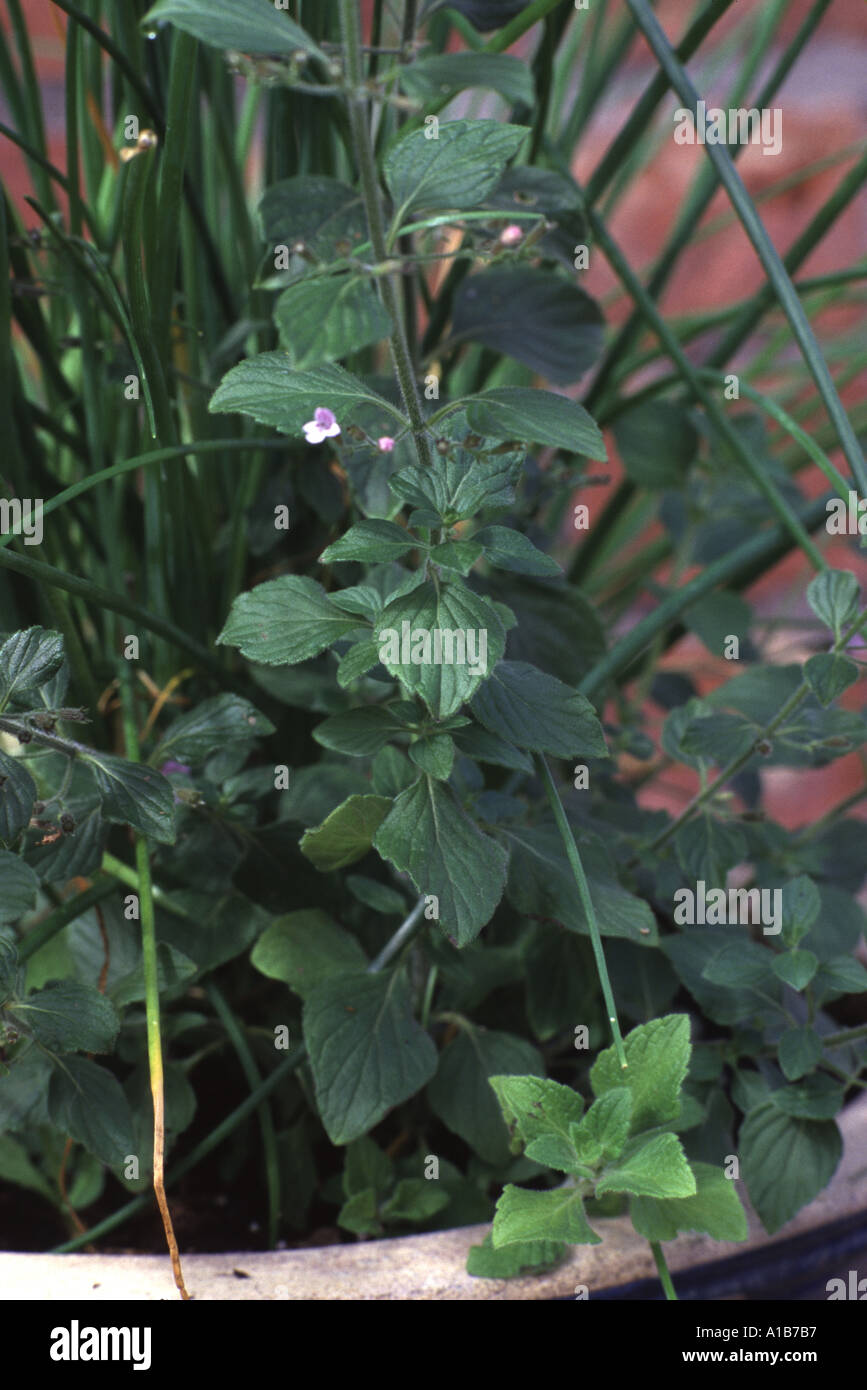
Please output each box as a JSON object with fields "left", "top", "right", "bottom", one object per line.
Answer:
{"left": 650, "top": 1240, "right": 678, "bottom": 1300}
{"left": 368, "top": 895, "right": 427, "bottom": 972}
{"left": 535, "top": 754, "right": 627, "bottom": 1068}
{"left": 117, "top": 658, "right": 189, "bottom": 1301}
{"left": 18, "top": 878, "right": 118, "bottom": 961}
{"left": 338, "top": 0, "right": 432, "bottom": 469}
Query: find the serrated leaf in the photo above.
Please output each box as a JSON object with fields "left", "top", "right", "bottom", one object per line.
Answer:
{"left": 381, "top": 1177, "right": 450, "bottom": 1223}
{"left": 390, "top": 450, "right": 522, "bottom": 523}
{"left": 218, "top": 575, "right": 359, "bottom": 665}
{"left": 303, "top": 968, "right": 437, "bottom": 1144}
{"left": 470, "top": 660, "right": 607, "bottom": 758}
{"left": 0, "top": 749, "right": 37, "bottom": 847}
{"left": 596, "top": 1132, "right": 695, "bottom": 1199}
{"left": 427, "top": 1027, "right": 544, "bottom": 1164}
{"left": 779, "top": 1026, "right": 823, "bottom": 1081}
{"left": 10, "top": 981, "right": 120, "bottom": 1054}
{"left": 804, "top": 652, "right": 859, "bottom": 706}
{"left": 300, "top": 794, "right": 392, "bottom": 871}
{"left": 806, "top": 568, "right": 859, "bottom": 638}
{"left": 780, "top": 875, "right": 821, "bottom": 947}
{"left": 771, "top": 949, "right": 818, "bottom": 992}
{"left": 82, "top": 754, "right": 175, "bottom": 843}
{"left": 523, "top": 1133, "right": 583, "bottom": 1174}
{"left": 153, "top": 693, "right": 274, "bottom": 765}
{"left": 47, "top": 1056, "right": 135, "bottom": 1166}
{"left": 210, "top": 355, "right": 397, "bottom": 436}
{"left": 740, "top": 1102, "right": 842, "bottom": 1234}
{"left": 374, "top": 775, "right": 508, "bottom": 946}
{"left": 375, "top": 580, "right": 506, "bottom": 717}
{"left": 321, "top": 520, "right": 415, "bottom": 565}
{"left": 336, "top": 640, "right": 382, "bottom": 688}
{"left": 492, "top": 1183, "right": 601, "bottom": 1248}
{"left": 591, "top": 1014, "right": 690, "bottom": 1134}
{"left": 0, "top": 627, "right": 64, "bottom": 705}
{"left": 314, "top": 704, "right": 419, "bottom": 757}
{"left": 251, "top": 909, "right": 368, "bottom": 998}
{"left": 467, "top": 1230, "right": 565, "bottom": 1279}
{"left": 473, "top": 526, "right": 561, "bottom": 577}
{"left": 0, "top": 849, "right": 38, "bottom": 924}
{"left": 451, "top": 722, "right": 533, "bottom": 772}
{"left": 679, "top": 711, "right": 757, "bottom": 765}
{"left": 259, "top": 177, "right": 365, "bottom": 261}
{"left": 630, "top": 1161, "right": 748, "bottom": 1243}
{"left": 384, "top": 119, "right": 528, "bottom": 218}
{"left": 275, "top": 277, "right": 392, "bottom": 369}
{"left": 674, "top": 816, "right": 745, "bottom": 884}
{"left": 488, "top": 1073, "right": 584, "bottom": 1148}
{"left": 408, "top": 733, "right": 454, "bottom": 780}
{"left": 465, "top": 387, "right": 606, "bottom": 458}
{"left": 141, "top": 0, "right": 324, "bottom": 59}
{"left": 453, "top": 268, "right": 604, "bottom": 384}
{"left": 399, "top": 51, "right": 534, "bottom": 106}
{"left": 428, "top": 540, "right": 483, "bottom": 576}
{"left": 570, "top": 1088, "right": 633, "bottom": 1165}
{"left": 769, "top": 1074, "right": 843, "bottom": 1120}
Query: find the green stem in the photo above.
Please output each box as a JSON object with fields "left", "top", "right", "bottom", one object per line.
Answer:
{"left": 650, "top": 1240, "right": 678, "bottom": 1300}
{"left": 338, "top": 0, "right": 432, "bottom": 469}
{"left": 535, "top": 754, "right": 626, "bottom": 1068}
{"left": 18, "top": 879, "right": 118, "bottom": 962}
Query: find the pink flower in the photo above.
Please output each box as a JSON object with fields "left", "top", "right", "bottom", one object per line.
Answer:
{"left": 303, "top": 407, "right": 341, "bottom": 444}
{"left": 499, "top": 223, "right": 523, "bottom": 246}
{"left": 377, "top": 436, "right": 396, "bottom": 453}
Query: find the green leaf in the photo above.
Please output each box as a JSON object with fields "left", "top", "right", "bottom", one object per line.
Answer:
{"left": 408, "top": 733, "right": 454, "bottom": 780}
{"left": 9, "top": 981, "right": 120, "bottom": 1054}
{"left": 679, "top": 711, "right": 757, "bottom": 765}
{"left": 399, "top": 52, "right": 534, "bottom": 106}
{"left": 300, "top": 794, "right": 392, "bottom": 871}
{"left": 374, "top": 776, "right": 508, "bottom": 946}
{"left": 82, "top": 754, "right": 175, "bottom": 844}
{"left": 452, "top": 268, "right": 604, "bottom": 384}
{"left": 470, "top": 660, "right": 607, "bottom": 758}
{"left": 630, "top": 1161, "right": 748, "bottom": 1243}
{"left": 467, "top": 1230, "right": 565, "bottom": 1279}
{"left": 492, "top": 1183, "right": 601, "bottom": 1248}
{"left": 814, "top": 953, "right": 867, "bottom": 996}
{"left": 375, "top": 580, "right": 506, "bottom": 717}
{"left": 701, "top": 943, "right": 773, "bottom": 989}
{"left": 488, "top": 1073, "right": 584, "bottom": 1147}
{"left": 381, "top": 1177, "right": 450, "bottom": 1224}
{"left": 771, "top": 949, "right": 818, "bottom": 992}
{"left": 0, "top": 933, "right": 18, "bottom": 1003}
{"left": 465, "top": 387, "right": 605, "bottom": 459}
{"left": 674, "top": 816, "right": 745, "bottom": 884}
{"left": 47, "top": 1056, "right": 135, "bottom": 1166}
{"left": 303, "top": 968, "right": 438, "bottom": 1144}
{"left": 769, "top": 1074, "right": 843, "bottom": 1120}
{"left": 342, "top": 1134, "right": 393, "bottom": 1198}
{"left": 336, "top": 640, "right": 382, "bottom": 688}
{"left": 0, "top": 627, "right": 64, "bottom": 705}
{"left": 591, "top": 1014, "right": 691, "bottom": 1134}
{"left": 804, "top": 652, "right": 860, "bottom": 706}
{"left": 345, "top": 876, "right": 407, "bottom": 916}
{"left": 111, "top": 942, "right": 197, "bottom": 1010}
{"left": 428, "top": 540, "right": 483, "bottom": 576}
{"left": 427, "top": 1027, "right": 544, "bottom": 1164}
{"left": 384, "top": 119, "right": 528, "bottom": 218}
{"left": 153, "top": 693, "right": 274, "bottom": 765}
{"left": 473, "top": 526, "right": 561, "bottom": 578}
{"left": 778, "top": 1027, "right": 823, "bottom": 1081}
{"left": 806, "top": 568, "right": 859, "bottom": 638}
{"left": 314, "top": 704, "right": 416, "bottom": 757}
{"left": 740, "top": 1102, "right": 842, "bottom": 1234}
{"left": 141, "top": 0, "right": 324, "bottom": 59}
{"left": 0, "top": 749, "right": 37, "bottom": 846}
{"left": 251, "top": 910, "right": 368, "bottom": 998}
{"left": 210, "top": 355, "right": 397, "bottom": 436}
{"left": 451, "top": 722, "right": 532, "bottom": 772}
{"left": 612, "top": 402, "right": 698, "bottom": 489}
{"left": 569, "top": 1089, "right": 633, "bottom": 1165}
{"left": 337, "top": 1187, "right": 380, "bottom": 1236}
{"left": 275, "top": 277, "right": 392, "bottom": 369}
{"left": 218, "top": 575, "right": 359, "bottom": 666}
{"left": 321, "top": 520, "right": 415, "bottom": 565}
{"left": 446, "top": 0, "right": 528, "bottom": 29}
{"left": 0, "top": 1135, "right": 55, "bottom": 1202}
{"left": 597, "top": 1132, "right": 696, "bottom": 1199}
{"left": 259, "top": 177, "right": 365, "bottom": 261}
{"left": 780, "top": 875, "right": 821, "bottom": 947}
{"left": 684, "top": 591, "right": 752, "bottom": 658}
{"left": 523, "top": 1133, "right": 584, "bottom": 1174}
{"left": 0, "top": 850, "right": 38, "bottom": 924}
{"left": 485, "top": 575, "right": 606, "bottom": 685}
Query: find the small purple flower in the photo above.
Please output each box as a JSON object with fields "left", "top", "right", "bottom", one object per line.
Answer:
{"left": 303, "top": 407, "right": 341, "bottom": 444}
{"left": 499, "top": 223, "right": 524, "bottom": 246}
{"left": 160, "top": 760, "right": 191, "bottom": 777}
{"left": 377, "top": 436, "right": 396, "bottom": 453}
